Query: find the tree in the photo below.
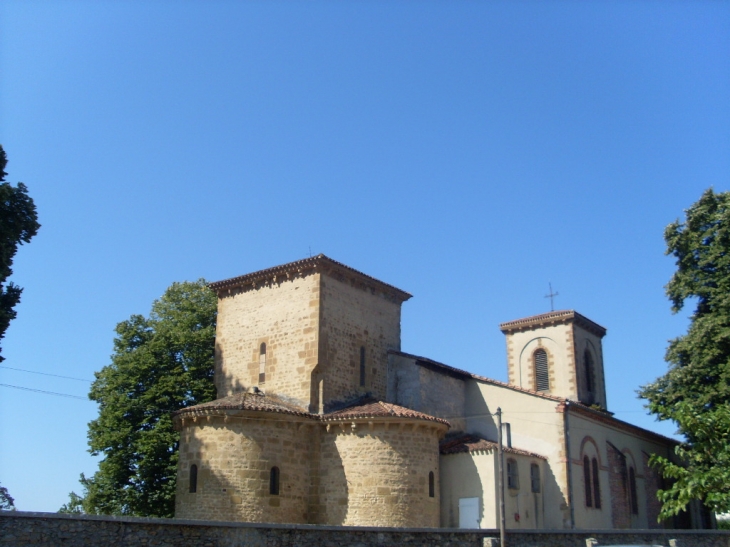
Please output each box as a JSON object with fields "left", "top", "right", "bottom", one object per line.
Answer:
{"left": 58, "top": 491, "right": 85, "bottom": 514}
{"left": 78, "top": 280, "right": 217, "bottom": 517}
{"left": 640, "top": 188, "right": 730, "bottom": 519}
{"left": 0, "top": 482, "right": 16, "bottom": 511}
{"left": 0, "top": 145, "right": 40, "bottom": 361}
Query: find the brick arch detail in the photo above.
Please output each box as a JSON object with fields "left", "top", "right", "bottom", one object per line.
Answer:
{"left": 579, "top": 435, "right": 602, "bottom": 467}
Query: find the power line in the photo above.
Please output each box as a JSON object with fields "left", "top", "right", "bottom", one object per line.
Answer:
{"left": 0, "top": 383, "right": 88, "bottom": 400}
{"left": 0, "top": 365, "right": 92, "bottom": 383}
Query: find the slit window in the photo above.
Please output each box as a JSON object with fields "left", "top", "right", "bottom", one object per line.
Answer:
{"left": 584, "top": 349, "right": 594, "bottom": 393}
{"left": 359, "top": 346, "right": 366, "bottom": 387}
{"left": 428, "top": 471, "right": 435, "bottom": 498}
{"left": 583, "top": 456, "right": 593, "bottom": 507}
{"left": 592, "top": 457, "right": 601, "bottom": 509}
{"left": 259, "top": 343, "right": 266, "bottom": 384}
{"left": 530, "top": 463, "right": 541, "bottom": 493}
{"left": 189, "top": 464, "right": 198, "bottom": 494}
{"left": 269, "top": 466, "right": 280, "bottom": 496}
{"left": 507, "top": 459, "right": 519, "bottom": 490}
{"left": 534, "top": 349, "right": 549, "bottom": 392}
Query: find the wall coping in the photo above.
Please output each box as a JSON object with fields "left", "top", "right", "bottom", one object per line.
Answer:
{"left": 2, "top": 511, "right": 729, "bottom": 536}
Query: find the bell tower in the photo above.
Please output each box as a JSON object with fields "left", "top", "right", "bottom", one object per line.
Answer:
{"left": 499, "top": 310, "right": 608, "bottom": 409}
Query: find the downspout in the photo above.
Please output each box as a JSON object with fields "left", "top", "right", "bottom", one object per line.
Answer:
{"left": 563, "top": 400, "right": 575, "bottom": 529}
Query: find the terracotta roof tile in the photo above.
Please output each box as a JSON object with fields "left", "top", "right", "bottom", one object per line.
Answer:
{"left": 172, "top": 392, "right": 313, "bottom": 419}
{"left": 323, "top": 398, "right": 450, "bottom": 426}
{"left": 440, "top": 434, "right": 546, "bottom": 459}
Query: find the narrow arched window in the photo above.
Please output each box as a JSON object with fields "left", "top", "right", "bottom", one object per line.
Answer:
{"left": 583, "top": 456, "right": 593, "bottom": 507}
{"left": 592, "top": 457, "right": 601, "bottom": 509}
{"left": 428, "top": 471, "right": 435, "bottom": 498}
{"left": 584, "top": 349, "right": 594, "bottom": 393}
{"left": 534, "top": 349, "right": 549, "bottom": 392}
{"left": 359, "top": 346, "right": 366, "bottom": 387}
{"left": 629, "top": 467, "right": 638, "bottom": 515}
{"left": 530, "top": 463, "right": 541, "bottom": 493}
{"left": 189, "top": 464, "right": 198, "bottom": 493}
{"left": 259, "top": 343, "right": 267, "bottom": 384}
{"left": 507, "top": 459, "right": 519, "bottom": 490}
{"left": 269, "top": 466, "right": 280, "bottom": 496}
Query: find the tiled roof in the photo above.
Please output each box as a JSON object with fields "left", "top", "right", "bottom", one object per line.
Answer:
{"left": 440, "top": 434, "right": 546, "bottom": 459}
{"left": 173, "top": 393, "right": 449, "bottom": 427}
{"left": 209, "top": 254, "right": 412, "bottom": 302}
{"left": 499, "top": 310, "right": 606, "bottom": 337}
{"left": 172, "top": 392, "right": 313, "bottom": 419}
{"left": 323, "top": 398, "right": 450, "bottom": 426}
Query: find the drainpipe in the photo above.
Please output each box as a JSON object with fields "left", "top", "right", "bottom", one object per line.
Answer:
{"left": 563, "top": 401, "right": 575, "bottom": 529}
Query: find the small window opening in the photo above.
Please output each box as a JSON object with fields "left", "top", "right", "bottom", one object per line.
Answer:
{"left": 507, "top": 459, "right": 519, "bottom": 490}
{"left": 359, "top": 346, "right": 366, "bottom": 387}
{"left": 583, "top": 456, "right": 593, "bottom": 507}
{"left": 428, "top": 471, "right": 435, "bottom": 498}
{"left": 530, "top": 463, "right": 541, "bottom": 493}
{"left": 629, "top": 467, "right": 638, "bottom": 515}
{"left": 259, "top": 343, "right": 266, "bottom": 384}
{"left": 584, "top": 349, "right": 594, "bottom": 393}
{"left": 534, "top": 349, "right": 549, "bottom": 392}
{"left": 189, "top": 464, "right": 198, "bottom": 494}
{"left": 592, "top": 457, "right": 601, "bottom": 509}
{"left": 269, "top": 466, "right": 280, "bottom": 496}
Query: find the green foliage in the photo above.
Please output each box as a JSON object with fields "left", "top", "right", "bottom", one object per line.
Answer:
{"left": 0, "top": 482, "right": 16, "bottom": 511}
{"left": 78, "top": 280, "right": 217, "bottom": 517}
{"left": 0, "top": 145, "right": 40, "bottom": 361}
{"left": 58, "top": 490, "right": 85, "bottom": 514}
{"left": 718, "top": 518, "right": 730, "bottom": 530}
{"left": 640, "top": 188, "right": 730, "bottom": 519}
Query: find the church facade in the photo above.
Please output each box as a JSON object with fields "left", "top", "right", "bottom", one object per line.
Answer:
{"left": 173, "top": 255, "right": 711, "bottom": 529}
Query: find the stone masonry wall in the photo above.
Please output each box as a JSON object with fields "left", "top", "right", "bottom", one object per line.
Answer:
{"left": 3, "top": 513, "right": 729, "bottom": 547}
{"left": 317, "top": 422, "right": 441, "bottom": 527}
{"left": 319, "top": 274, "right": 402, "bottom": 408}
{"left": 176, "top": 414, "right": 313, "bottom": 523}
{"left": 387, "top": 354, "right": 467, "bottom": 432}
{"left": 215, "top": 274, "right": 320, "bottom": 409}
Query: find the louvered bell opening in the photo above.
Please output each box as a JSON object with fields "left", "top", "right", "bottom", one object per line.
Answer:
{"left": 534, "top": 350, "right": 550, "bottom": 392}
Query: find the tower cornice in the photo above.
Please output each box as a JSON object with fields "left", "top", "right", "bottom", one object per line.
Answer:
{"left": 499, "top": 310, "right": 607, "bottom": 337}
{"left": 209, "top": 254, "right": 412, "bottom": 303}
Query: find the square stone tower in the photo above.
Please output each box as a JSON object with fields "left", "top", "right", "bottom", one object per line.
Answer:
{"left": 209, "top": 255, "right": 412, "bottom": 412}
{"left": 500, "top": 310, "right": 608, "bottom": 408}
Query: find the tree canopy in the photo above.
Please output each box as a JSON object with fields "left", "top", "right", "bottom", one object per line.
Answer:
{"left": 76, "top": 280, "right": 217, "bottom": 517}
{"left": 0, "top": 482, "right": 15, "bottom": 511}
{"left": 640, "top": 188, "right": 730, "bottom": 519}
{"left": 0, "top": 145, "right": 40, "bottom": 361}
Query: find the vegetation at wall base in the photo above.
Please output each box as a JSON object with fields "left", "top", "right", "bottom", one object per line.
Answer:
{"left": 67, "top": 280, "right": 217, "bottom": 517}
{"left": 640, "top": 188, "right": 730, "bottom": 519}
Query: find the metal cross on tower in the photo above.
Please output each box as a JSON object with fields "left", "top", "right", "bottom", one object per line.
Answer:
{"left": 545, "top": 282, "right": 559, "bottom": 311}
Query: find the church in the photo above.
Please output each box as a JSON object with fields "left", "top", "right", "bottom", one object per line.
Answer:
{"left": 172, "top": 255, "right": 711, "bottom": 529}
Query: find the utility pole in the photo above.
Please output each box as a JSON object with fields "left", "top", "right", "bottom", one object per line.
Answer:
{"left": 497, "top": 407, "right": 506, "bottom": 547}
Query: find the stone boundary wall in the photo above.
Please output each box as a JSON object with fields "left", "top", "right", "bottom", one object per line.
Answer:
{"left": 2, "top": 511, "right": 729, "bottom": 547}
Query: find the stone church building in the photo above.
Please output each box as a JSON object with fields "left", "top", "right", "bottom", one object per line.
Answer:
{"left": 173, "top": 255, "right": 710, "bottom": 529}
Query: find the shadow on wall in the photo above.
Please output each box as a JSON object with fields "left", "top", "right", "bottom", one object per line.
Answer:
{"left": 214, "top": 342, "right": 246, "bottom": 397}
{"left": 315, "top": 430, "right": 349, "bottom": 525}
{"left": 441, "top": 452, "right": 484, "bottom": 528}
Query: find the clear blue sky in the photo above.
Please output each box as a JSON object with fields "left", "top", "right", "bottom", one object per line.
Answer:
{"left": 0, "top": 0, "right": 727, "bottom": 513}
